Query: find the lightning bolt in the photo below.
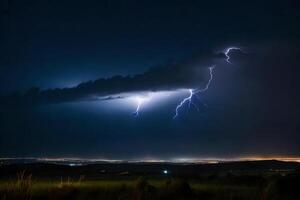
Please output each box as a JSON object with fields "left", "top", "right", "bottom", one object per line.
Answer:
{"left": 173, "top": 89, "right": 194, "bottom": 119}
{"left": 194, "top": 66, "right": 215, "bottom": 94}
{"left": 132, "top": 47, "right": 241, "bottom": 118}
{"left": 224, "top": 47, "right": 241, "bottom": 63}
{"left": 133, "top": 97, "right": 143, "bottom": 117}
{"left": 173, "top": 66, "right": 215, "bottom": 119}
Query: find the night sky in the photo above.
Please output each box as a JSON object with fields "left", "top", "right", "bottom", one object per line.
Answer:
{"left": 0, "top": 0, "right": 299, "bottom": 159}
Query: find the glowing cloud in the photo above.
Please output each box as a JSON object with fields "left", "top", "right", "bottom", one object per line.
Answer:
{"left": 133, "top": 96, "right": 148, "bottom": 117}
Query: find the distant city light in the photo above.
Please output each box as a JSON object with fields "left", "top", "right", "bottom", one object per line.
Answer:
{"left": 68, "top": 163, "right": 82, "bottom": 167}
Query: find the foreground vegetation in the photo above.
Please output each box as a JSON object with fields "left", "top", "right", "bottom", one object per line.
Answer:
{"left": 1, "top": 171, "right": 300, "bottom": 200}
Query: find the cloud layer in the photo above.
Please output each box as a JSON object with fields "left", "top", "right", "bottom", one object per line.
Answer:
{"left": 1, "top": 50, "right": 236, "bottom": 107}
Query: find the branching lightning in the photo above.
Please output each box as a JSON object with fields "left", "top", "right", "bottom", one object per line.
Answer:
{"left": 131, "top": 47, "right": 241, "bottom": 118}
{"left": 173, "top": 89, "right": 194, "bottom": 119}
{"left": 173, "top": 66, "right": 215, "bottom": 119}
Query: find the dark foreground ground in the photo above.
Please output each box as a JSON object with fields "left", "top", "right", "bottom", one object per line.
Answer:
{"left": 1, "top": 160, "right": 300, "bottom": 200}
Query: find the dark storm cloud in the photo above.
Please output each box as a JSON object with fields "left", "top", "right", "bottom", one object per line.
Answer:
{"left": 0, "top": 50, "right": 231, "bottom": 107}
{"left": 1, "top": 0, "right": 299, "bottom": 158}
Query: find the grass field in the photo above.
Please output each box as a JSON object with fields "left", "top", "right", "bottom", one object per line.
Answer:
{"left": 1, "top": 161, "right": 300, "bottom": 199}
{"left": 0, "top": 177, "right": 262, "bottom": 200}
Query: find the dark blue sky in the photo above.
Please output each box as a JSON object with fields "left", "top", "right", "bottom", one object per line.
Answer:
{"left": 0, "top": 0, "right": 299, "bottom": 159}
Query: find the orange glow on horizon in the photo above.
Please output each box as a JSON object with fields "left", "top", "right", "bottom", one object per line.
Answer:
{"left": 1, "top": 156, "right": 300, "bottom": 163}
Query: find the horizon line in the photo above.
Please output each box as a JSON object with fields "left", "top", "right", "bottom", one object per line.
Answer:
{"left": 1, "top": 156, "right": 300, "bottom": 164}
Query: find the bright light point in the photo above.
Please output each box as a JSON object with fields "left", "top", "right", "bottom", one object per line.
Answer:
{"left": 68, "top": 163, "right": 82, "bottom": 167}
{"left": 163, "top": 170, "right": 168, "bottom": 174}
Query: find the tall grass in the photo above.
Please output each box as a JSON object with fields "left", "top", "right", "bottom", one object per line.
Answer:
{"left": 58, "top": 175, "right": 85, "bottom": 188}
{"left": 1, "top": 173, "right": 299, "bottom": 200}
{"left": 1, "top": 171, "right": 33, "bottom": 200}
